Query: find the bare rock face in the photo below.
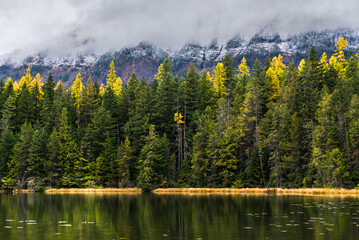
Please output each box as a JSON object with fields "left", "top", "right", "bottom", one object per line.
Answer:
{"left": 1, "top": 28, "right": 358, "bottom": 85}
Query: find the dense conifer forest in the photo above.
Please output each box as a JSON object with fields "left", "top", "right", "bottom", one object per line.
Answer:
{"left": 0, "top": 37, "right": 358, "bottom": 191}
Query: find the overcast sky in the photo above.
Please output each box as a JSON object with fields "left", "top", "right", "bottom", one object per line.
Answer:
{"left": 0, "top": 0, "right": 358, "bottom": 60}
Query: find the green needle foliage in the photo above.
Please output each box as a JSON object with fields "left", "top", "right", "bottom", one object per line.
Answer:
{"left": 0, "top": 39, "right": 359, "bottom": 190}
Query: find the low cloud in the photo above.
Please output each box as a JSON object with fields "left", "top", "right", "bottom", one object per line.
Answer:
{"left": 1, "top": 0, "right": 359, "bottom": 61}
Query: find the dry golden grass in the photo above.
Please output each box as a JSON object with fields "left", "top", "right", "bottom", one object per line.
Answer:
{"left": 45, "top": 188, "right": 141, "bottom": 194}
{"left": 152, "top": 188, "right": 359, "bottom": 196}
{"left": 2, "top": 188, "right": 359, "bottom": 197}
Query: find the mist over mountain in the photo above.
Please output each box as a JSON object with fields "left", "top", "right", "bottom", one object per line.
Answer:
{"left": 2, "top": 0, "right": 359, "bottom": 84}
{"left": 0, "top": 28, "right": 358, "bottom": 85}
{"left": 2, "top": 0, "right": 359, "bottom": 59}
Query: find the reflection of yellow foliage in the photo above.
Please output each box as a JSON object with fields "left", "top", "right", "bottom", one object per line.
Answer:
{"left": 174, "top": 112, "right": 185, "bottom": 124}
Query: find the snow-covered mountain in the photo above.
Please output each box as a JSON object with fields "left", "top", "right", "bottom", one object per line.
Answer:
{"left": 1, "top": 28, "right": 359, "bottom": 85}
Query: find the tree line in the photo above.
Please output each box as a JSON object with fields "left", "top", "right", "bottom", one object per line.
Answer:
{"left": 0, "top": 37, "right": 358, "bottom": 191}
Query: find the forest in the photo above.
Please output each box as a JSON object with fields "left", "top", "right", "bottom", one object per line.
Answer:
{"left": 0, "top": 37, "right": 358, "bottom": 191}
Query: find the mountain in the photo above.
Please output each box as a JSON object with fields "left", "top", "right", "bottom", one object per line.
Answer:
{"left": 1, "top": 28, "right": 359, "bottom": 85}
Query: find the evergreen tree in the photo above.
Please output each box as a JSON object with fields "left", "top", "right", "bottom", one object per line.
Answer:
{"left": 117, "top": 137, "right": 134, "bottom": 187}
{"left": 27, "top": 126, "right": 47, "bottom": 189}
{"left": 41, "top": 74, "right": 55, "bottom": 136}
{"left": 47, "top": 107, "right": 78, "bottom": 187}
{"left": 15, "top": 84, "right": 35, "bottom": 128}
{"left": 138, "top": 125, "right": 169, "bottom": 191}
{"left": 7, "top": 122, "right": 33, "bottom": 189}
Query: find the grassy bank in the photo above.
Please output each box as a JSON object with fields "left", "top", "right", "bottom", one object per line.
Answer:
{"left": 45, "top": 188, "right": 141, "bottom": 194}
{"left": 2, "top": 188, "right": 359, "bottom": 196}
{"left": 152, "top": 188, "right": 359, "bottom": 196}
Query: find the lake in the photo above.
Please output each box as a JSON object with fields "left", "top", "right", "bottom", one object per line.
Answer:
{"left": 0, "top": 193, "right": 358, "bottom": 239}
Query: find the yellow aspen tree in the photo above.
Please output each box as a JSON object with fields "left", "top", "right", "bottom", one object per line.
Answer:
{"left": 329, "top": 55, "right": 343, "bottom": 77}
{"left": 55, "top": 80, "right": 64, "bottom": 91}
{"left": 319, "top": 52, "right": 329, "bottom": 72}
{"left": 99, "top": 83, "right": 105, "bottom": 96}
{"left": 106, "top": 61, "right": 117, "bottom": 87}
{"left": 335, "top": 37, "right": 349, "bottom": 62}
{"left": 174, "top": 112, "right": 185, "bottom": 124}
{"left": 238, "top": 57, "right": 250, "bottom": 78}
{"left": 19, "top": 67, "right": 32, "bottom": 89}
{"left": 212, "top": 62, "right": 226, "bottom": 97}
{"left": 265, "top": 67, "right": 280, "bottom": 101}
{"left": 271, "top": 54, "right": 286, "bottom": 77}
{"left": 298, "top": 59, "right": 306, "bottom": 72}
{"left": 72, "top": 73, "right": 83, "bottom": 131}
{"left": 72, "top": 73, "right": 83, "bottom": 111}
{"left": 154, "top": 63, "right": 164, "bottom": 82}
{"left": 113, "top": 76, "right": 123, "bottom": 96}
{"left": 331, "top": 37, "right": 349, "bottom": 78}
{"left": 30, "top": 73, "right": 44, "bottom": 95}
{"left": 13, "top": 81, "right": 19, "bottom": 93}
{"left": 31, "top": 73, "right": 43, "bottom": 87}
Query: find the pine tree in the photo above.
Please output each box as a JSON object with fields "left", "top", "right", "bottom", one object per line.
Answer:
{"left": 191, "top": 107, "right": 216, "bottom": 187}
{"left": 155, "top": 56, "right": 177, "bottom": 144}
{"left": 47, "top": 107, "right": 78, "bottom": 187}
{"left": 117, "top": 137, "right": 134, "bottom": 187}
{"left": 7, "top": 122, "right": 33, "bottom": 189}
{"left": 27, "top": 126, "right": 47, "bottom": 189}
{"left": 0, "top": 128, "right": 15, "bottom": 183}
{"left": 15, "top": 84, "right": 35, "bottom": 128}
{"left": 198, "top": 71, "right": 215, "bottom": 112}
{"left": 41, "top": 75, "right": 55, "bottom": 135}
{"left": 348, "top": 95, "right": 359, "bottom": 185}
{"left": 81, "top": 77, "right": 100, "bottom": 128}
{"left": 138, "top": 125, "right": 169, "bottom": 191}
{"left": 223, "top": 55, "right": 235, "bottom": 94}
{"left": 124, "top": 77, "right": 150, "bottom": 156}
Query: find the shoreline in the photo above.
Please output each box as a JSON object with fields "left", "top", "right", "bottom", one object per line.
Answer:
{"left": 1, "top": 188, "right": 359, "bottom": 196}
{"left": 152, "top": 188, "right": 359, "bottom": 196}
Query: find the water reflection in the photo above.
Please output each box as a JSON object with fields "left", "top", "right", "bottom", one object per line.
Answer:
{"left": 0, "top": 193, "right": 358, "bottom": 239}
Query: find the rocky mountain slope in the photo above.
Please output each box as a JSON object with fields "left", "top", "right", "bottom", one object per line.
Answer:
{"left": 1, "top": 28, "right": 358, "bottom": 86}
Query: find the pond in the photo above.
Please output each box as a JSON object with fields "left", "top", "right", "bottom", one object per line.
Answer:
{"left": 0, "top": 193, "right": 358, "bottom": 239}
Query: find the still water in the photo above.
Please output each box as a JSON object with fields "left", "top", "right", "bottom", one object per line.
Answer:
{"left": 0, "top": 193, "right": 358, "bottom": 239}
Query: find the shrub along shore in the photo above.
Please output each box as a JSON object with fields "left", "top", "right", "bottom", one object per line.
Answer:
{"left": 3, "top": 188, "right": 359, "bottom": 196}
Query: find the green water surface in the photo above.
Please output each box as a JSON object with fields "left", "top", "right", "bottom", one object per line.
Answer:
{"left": 0, "top": 193, "right": 358, "bottom": 239}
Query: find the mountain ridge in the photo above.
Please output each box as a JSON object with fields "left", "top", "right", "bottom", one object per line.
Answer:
{"left": 1, "top": 28, "right": 358, "bottom": 86}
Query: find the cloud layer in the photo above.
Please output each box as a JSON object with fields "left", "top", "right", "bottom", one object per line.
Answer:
{"left": 1, "top": 0, "right": 359, "bottom": 60}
